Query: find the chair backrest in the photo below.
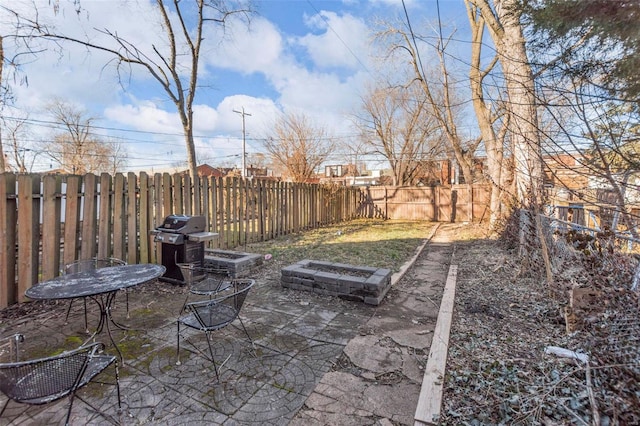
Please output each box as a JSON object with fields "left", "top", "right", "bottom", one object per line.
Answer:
{"left": 64, "top": 258, "right": 126, "bottom": 275}
{"left": 0, "top": 342, "right": 104, "bottom": 404}
{"left": 227, "top": 279, "right": 253, "bottom": 311}
{"left": 0, "top": 334, "right": 24, "bottom": 364}
{"left": 187, "top": 279, "right": 254, "bottom": 329}
{"left": 178, "top": 264, "right": 232, "bottom": 294}
{"left": 178, "top": 264, "right": 229, "bottom": 282}
{"left": 177, "top": 263, "right": 202, "bottom": 285}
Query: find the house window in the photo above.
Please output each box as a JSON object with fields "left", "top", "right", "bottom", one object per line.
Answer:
{"left": 325, "top": 165, "right": 342, "bottom": 177}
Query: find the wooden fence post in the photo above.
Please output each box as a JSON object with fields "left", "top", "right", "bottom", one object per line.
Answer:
{"left": 41, "top": 174, "right": 62, "bottom": 280}
{"left": 210, "top": 177, "right": 219, "bottom": 248}
{"left": 80, "top": 173, "right": 98, "bottom": 260}
{"left": 183, "top": 173, "right": 192, "bottom": 215}
{"left": 224, "top": 177, "right": 233, "bottom": 248}
{"left": 127, "top": 172, "right": 138, "bottom": 264}
{"left": 0, "top": 173, "right": 17, "bottom": 308}
{"left": 112, "top": 173, "right": 125, "bottom": 261}
{"left": 152, "top": 172, "right": 163, "bottom": 263}
{"left": 98, "top": 173, "right": 113, "bottom": 260}
{"left": 17, "top": 174, "right": 40, "bottom": 301}
{"left": 162, "top": 173, "right": 172, "bottom": 219}
{"left": 139, "top": 172, "right": 151, "bottom": 264}
{"left": 218, "top": 176, "right": 226, "bottom": 248}
{"left": 63, "top": 176, "right": 82, "bottom": 266}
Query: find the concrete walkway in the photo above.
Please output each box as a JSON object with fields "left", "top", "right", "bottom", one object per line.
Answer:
{"left": 0, "top": 226, "right": 455, "bottom": 425}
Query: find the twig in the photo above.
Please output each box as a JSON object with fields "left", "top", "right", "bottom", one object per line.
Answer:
{"left": 585, "top": 362, "right": 600, "bottom": 426}
{"left": 559, "top": 400, "right": 589, "bottom": 426}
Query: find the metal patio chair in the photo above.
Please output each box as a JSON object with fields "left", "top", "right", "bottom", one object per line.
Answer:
{"left": 63, "top": 257, "right": 127, "bottom": 330}
{"left": 0, "top": 334, "right": 23, "bottom": 364}
{"left": 177, "top": 263, "right": 233, "bottom": 313}
{"left": 0, "top": 336, "right": 121, "bottom": 426}
{"left": 176, "top": 279, "right": 254, "bottom": 380}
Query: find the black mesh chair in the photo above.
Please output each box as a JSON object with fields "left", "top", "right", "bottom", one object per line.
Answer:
{"left": 63, "top": 258, "right": 127, "bottom": 330}
{"left": 176, "top": 279, "right": 254, "bottom": 380}
{"left": 177, "top": 263, "right": 233, "bottom": 313}
{"left": 0, "top": 336, "right": 121, "bottom": 426}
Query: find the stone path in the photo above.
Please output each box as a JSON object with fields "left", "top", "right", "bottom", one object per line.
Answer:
{"left": 0, "top": 225, "right": 456, "bottom": 425}
{"left": 291, "top": 226, "right": 454, "bottom": 425}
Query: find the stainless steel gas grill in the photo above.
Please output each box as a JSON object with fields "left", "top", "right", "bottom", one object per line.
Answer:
{"left": 151, "top": 215, "right": 218, "bottom": 284}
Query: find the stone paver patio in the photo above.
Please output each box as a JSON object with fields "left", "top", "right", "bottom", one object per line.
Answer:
{"left": 0, "top": 229, "right": 453, "bottom": 425}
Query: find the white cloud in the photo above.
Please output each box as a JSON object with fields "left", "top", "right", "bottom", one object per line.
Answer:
{"left": 214, "top": 95, "right": 279, "bottom": 135}
{"left": 104, "top": 101, "right": 182, "bottom": 135}
{"left": 298, "top": 11, "right": 370, "bottom": 70}
{"left": 204, "top": 16, "right": 283, "bottom": 75}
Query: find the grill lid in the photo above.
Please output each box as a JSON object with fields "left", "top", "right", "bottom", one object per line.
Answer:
{"left": 156, "top": 215, "right": 205, "bottom": 234}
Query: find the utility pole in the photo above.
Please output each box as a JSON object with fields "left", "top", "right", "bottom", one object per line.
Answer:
{"left": 233, "top": 107, "right": 251, "bottom": 178}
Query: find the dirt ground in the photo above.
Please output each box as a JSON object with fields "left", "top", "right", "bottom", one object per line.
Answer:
{"left": 438, "top": 223, "right": 640, "bottom": 425}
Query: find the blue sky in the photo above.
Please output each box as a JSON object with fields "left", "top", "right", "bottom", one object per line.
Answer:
{"left": 2, "top": 0, "right": 473, "bottom": 173}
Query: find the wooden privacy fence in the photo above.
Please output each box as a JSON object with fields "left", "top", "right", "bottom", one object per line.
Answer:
{"left": 0, "top": 172, "right": 490, "bottom": 308}
{"left": 358, "top": 184, "right": 491, "bottom": 222}
{"left": 0, "top": 172, "right": 360, "bottom": 308}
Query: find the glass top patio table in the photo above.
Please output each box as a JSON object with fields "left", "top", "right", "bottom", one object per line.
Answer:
{"left": 24, "top": 263, "right": 166, "bottom": 361}
{"left": 25, "top": 264, "right": 166, "bottom": 300}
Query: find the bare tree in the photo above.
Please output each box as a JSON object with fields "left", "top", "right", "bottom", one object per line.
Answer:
{"left": 45, "top": 100, "right": 126, "bottom": 174}
{"left": 376, "top": 24, "right": 479, "bottom": 185}
{"left": 465, "top": 2, "right": 511, "bottom": 227}
{"left": 356, "top": 81, "right": 445, "bottom": 186}
{"left": 264, "top": 112, "right": 333, "bottom": 183}
{"left": 538, "top": 78, "right": 640, "bottom": 238}
{"left": 0, "top": 15, "right": 47, "bottom": 172}
{"left": 465, "top": 0, "right": 543, "bottom": 207}
{"left": 3, "top": 115, "right": 39, "bottom": 172}
{"left": 5, "top": 1, "right": 252, "bottom": 213}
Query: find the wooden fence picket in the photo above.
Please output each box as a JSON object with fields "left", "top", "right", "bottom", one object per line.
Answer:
{"left": 98, "top": 173, "right": 113, "bottom": 260}
{"left": 0, "top": 174, "right": 17, "bottom": 308}
{"left": 41, "top": 175, "right": 62, "bottom": 281}
{"left": 113, "top": 173, "right": 125, "bottom": 261}
{"left": 127, "top": 172, "right": 138, "bottom": 265}
{"left": 139, "top": 172, "right": 151, "bottom": 264}
{"left": 17, "top": 174, "right": 40, "bottom": 303}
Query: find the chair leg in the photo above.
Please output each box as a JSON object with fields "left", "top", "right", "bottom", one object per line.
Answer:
{"left": 65, "top": 393, "right": 77, "bottom": 426}
{"left": 114, "top": 361, "right": 122, "bottom": 410}
{"left": 65, "top": 298, "right": 89, "bottom": 332}
{"left": 65, "top": 299, "right": 75, "bottom": 323}
{"left": 176, "top": 322, "right": 182, "bottom": 366}
{"left": 204, "top": 332, "right": 220, "bottom": 381}
{"left": 83, "top": 298, "right": 88, "bottom": 332}
{"left": 180, "top": 293, "right": 189, "bottom": 314}
{"left": 0, "top": 398, "right": 10, "bottom": 418}
{"left": 237, "top": 316, "right": 254, "bottom": 346}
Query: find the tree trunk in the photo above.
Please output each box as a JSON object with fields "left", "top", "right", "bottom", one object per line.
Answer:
{"left": 465, "top": 2, "right": 505, "bottom": 228}
{"left": 468, "top": 0, "right": 543, "bottom": 211}
{"left": 494, "top": 0, "right": 543, "bottom": 207}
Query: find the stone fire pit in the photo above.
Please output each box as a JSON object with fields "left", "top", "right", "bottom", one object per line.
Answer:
{"left": 204, "top": 249, "right": 263, "bottom": 277}
{"left": 281, "top": 260, "right": 392, "bottom": 306}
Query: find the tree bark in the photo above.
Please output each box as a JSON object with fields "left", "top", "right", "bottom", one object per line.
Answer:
{"left": 495, "top": 0, "right": 543, "bottom": 206}
{"left": 465, "top": 2, "right": 505, "bottom": 228}
{"left": 468, "top": 0, "right": 543, "bottom": 209}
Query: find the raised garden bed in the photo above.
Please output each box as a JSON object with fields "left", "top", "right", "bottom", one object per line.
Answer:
{"left": 204, "top": 249, "right": 263, "bottom": 277}
{"left": 281, "top": 259, "right": 392, "bottom": 306}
